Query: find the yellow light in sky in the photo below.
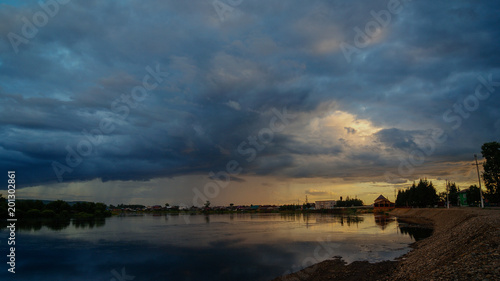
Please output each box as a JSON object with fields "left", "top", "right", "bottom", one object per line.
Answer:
{"left": 318, "top": 110, "right": 383, "bottom": 144}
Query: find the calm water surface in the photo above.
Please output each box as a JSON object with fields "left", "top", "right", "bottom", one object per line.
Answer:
{"left": 1, "top": 213, "right": 430, "bottom": 281}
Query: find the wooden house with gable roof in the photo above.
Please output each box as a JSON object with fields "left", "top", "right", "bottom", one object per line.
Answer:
{"left": 373, "top": 194, "right": 395, "bottom": 211}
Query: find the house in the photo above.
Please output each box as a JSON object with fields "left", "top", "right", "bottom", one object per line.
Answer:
{"left": 315, "top": 200, "right": 336, "bottom": 209}
{"left": 373, "top": 195, "right": 395, "bottom": 211}
{"left": 458, "top": 189, "right": 468, "bottom": 206}
{"left": 258, "top": 205, "right": 279, "bottom": 212}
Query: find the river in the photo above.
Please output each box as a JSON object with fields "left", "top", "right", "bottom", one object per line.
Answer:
{"left": 0, "top": 213, "right": 431, "bottom": 281}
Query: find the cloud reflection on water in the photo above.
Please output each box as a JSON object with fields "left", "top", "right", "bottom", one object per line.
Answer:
{"left": 0, "top": 213, "right": 431, "bottom": 281}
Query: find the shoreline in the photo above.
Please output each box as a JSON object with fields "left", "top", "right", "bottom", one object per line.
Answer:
{"left": 272, "top": 208, "right": 500, "bottom": 281}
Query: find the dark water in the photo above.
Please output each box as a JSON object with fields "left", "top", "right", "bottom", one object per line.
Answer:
{"left": 0, "top": 213, "right": 431, "bottom": 281}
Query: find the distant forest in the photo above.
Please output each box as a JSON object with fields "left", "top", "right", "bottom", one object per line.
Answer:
{"left": 0, "top": 198, "right": 111, "bottom": 219}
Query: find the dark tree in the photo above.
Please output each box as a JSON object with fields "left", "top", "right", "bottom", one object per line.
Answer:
{"left": 302, "top": 202, "right": 313, "bottom": 209}
{"left": 72, "top": 202, "right": 96, "bottom": 213}
{"left": 0, "top": 194, "right": 7, "bottom": 219}
{"left": 279, "top": 204, "right": 300, "bottom": 211}
{"left": 45, "top": 200, "right": 71, "bottom": 214}
{"left": 466, "top": 185, "right": 481, "bottom": 206}
{"left": 481, "top": 141, "right": 500, "bottom": 203}
{"left": 437, "top": 192, "right": 447, "bottom": 202}
{"left": 448, "top": 182, "right": 460, "bottom": 206}
{"left": 396, "top": 189, "right": 409, "bottom": 207}
{"left": 336, "top": 198, "right": 364, "bottom": 207}
{"left": 396, "top": 179, "right": 438, "bottom": 207}
{"left": 204, "top": 200, "right": 211, "bottom": 209}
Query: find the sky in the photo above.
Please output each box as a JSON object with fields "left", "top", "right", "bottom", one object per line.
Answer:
{"left": 1, "top": 0, "right": 499, "bottom": 206}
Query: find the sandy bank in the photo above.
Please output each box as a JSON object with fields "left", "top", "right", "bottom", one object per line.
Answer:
{"left": 272, "top": 208, "right": 500, "bottom": 281}
{"left": 389, "top": 208, "right": 500, "bottom": 281}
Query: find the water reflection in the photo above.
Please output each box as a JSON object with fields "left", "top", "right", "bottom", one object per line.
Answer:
{"left": 278, "top": 213, "right": 365, "bottom": 227}
{"left": 398, "top": 221, "right": 434, "bottom": 241}
{"left": 373, "top": 215, "right": 433, "bottom": 240}
{"left": 72, "top": 218, "right": 106, "bottom": 229}
{"left": 374, "top": 214, "right": 396, "bottom": 230}
{"left": 0, "top": 214, "right": 432, "bottom": 241}
{"left": 13, "top": 219, "right": 71, "bottom": 231}
{"left": 0, "top": 218, "right": 106, "bottom": 232}
{"left": 0, "top": 213, "right": 433, "bottom": 281}
{"left": 1, "top": 213, "right": 433, "bottom": 239}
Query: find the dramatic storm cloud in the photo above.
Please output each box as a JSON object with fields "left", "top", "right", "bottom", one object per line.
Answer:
{"left": 1, "top": 0, "right": 499, "bottom": 205}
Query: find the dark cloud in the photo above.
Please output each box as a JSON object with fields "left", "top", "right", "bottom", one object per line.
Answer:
{"left": 0, "top": 0, "right": 499, "bottom": 188}
{"left": 344, "top": 127, "right": 356, "bottom": 134}
{"left": 305, "top": 189, "right": 330, "bottom": 196}
{"left": 375, "top": 128, "right": 421, "bottom": 152}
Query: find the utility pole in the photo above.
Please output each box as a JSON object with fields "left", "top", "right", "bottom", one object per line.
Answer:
{"left": 446, "top": 180, "right": 449, "bottom": 209}
{"left": 473, "top": 154, "right": 485, "bottom": 208}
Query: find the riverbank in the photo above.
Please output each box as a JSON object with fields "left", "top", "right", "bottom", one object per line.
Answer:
{"left": 272, "top": 208, "right": 500, "bottom": 281}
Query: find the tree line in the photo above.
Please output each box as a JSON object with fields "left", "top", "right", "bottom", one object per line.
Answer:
{"left": 336, "top": 197, "right": 364, "bottom": 207}
{"left": 278, "top": 197, "right": 364, "bottom": 211}
{"left": 396, "top": 179, "right": 439, "bottom": 207}
{"left": 396, "top": 179, "right": 482, "bottom": 207}
{"left": 396, "top": 141, "right": 500, "bottom": 207}
{"left": 0, "top": 198, "right": 111, "bottom": 219}
{"left": 481, "top": 141, "right": 500, "bottom": 204}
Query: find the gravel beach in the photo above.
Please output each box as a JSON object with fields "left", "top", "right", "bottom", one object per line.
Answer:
{"left": 272, "top": 208, "right": 500, "bottom": 281}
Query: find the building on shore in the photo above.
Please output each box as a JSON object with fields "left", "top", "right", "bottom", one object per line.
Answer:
{"left": 373, "top": 195, "right": 395, "bottom": 211}
{"left": 458, "top": 189, "right": 468, "bottom": 206}
{"left": 258, "top": 205, "right": 279, "bottom": 211}
{"left": 315, "top": 200, "right": 336, "bottom": 209}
